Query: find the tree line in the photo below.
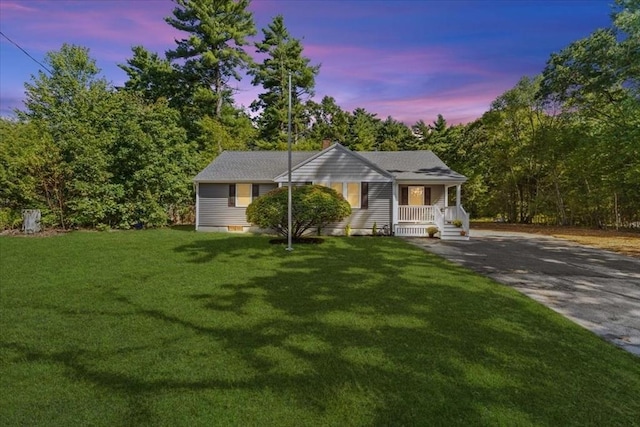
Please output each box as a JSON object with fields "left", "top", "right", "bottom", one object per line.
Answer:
{"left": 1, "top": 0, "right": 638, "bottom": 230}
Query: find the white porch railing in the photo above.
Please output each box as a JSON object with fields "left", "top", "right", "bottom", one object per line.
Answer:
{"left": 395, "top": 205, "right": 469, "bottom": 238}
{"left": 398, "top": 205, "right": 436, "bottom": 223}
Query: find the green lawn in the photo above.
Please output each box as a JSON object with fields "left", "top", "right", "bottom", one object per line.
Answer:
{"left": 1, "top": 229, "right": 638, "bottom": 426}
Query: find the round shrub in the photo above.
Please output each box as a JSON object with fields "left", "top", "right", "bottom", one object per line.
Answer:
{"left": 246, "top": 185, "right": 351, "bottom": 238}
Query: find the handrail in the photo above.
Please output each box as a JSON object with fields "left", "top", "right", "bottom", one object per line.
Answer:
{"left": 444, "top": 205, "right": 469, "bottom": 234}
{"left": 460, "top": 205, "right": 469, "bottom": 234}
{"left": 434, "top": 207, "right": 444, "bottom": 235}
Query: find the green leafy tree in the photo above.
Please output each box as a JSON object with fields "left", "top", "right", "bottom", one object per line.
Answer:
{"left": 481, "top": 76, "right": 553, "bottom": 223}
{"left": 538, "top": 0, "right": 640, "bottom": 226}
{"left": 0, "top": 119, "right": 61, "bottom": 228}
{"left": 346, "top": 108, "right": 379, "bottom": 151}
{"left": 409, "top": 119, "right": 430, "bottom": 150}
{"left": 118, "top": 46, "right": 178, "bottom": 104}
{"left": 246, "top": 185, "right": 351, "bottom": 238}
{"left": 306, "top": 96, "right": 350, "bottom": 145}
{"left": 13, "top": 44, "right": 197, "bottom": 229}
{"left": 378, "top": 116, "right": 416, "bottom": 151}
{"left": 196, "top": 109, "right": 255, "bottom": 165}
{"left": 428, "top": 114, "right": 451, "bottom": 156}
{"left": 250, "top": 15, "right": 320, "bottom": 146}
{"left": 107, "top": 93, "right": 196, "bottom": 227}
{"left": 19, "top": 44, "right": 119, "bottom": 228}
{"left": 165, "top": 0, "right": 256, "bottom": 119}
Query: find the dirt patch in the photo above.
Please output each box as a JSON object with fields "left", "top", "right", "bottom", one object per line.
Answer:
{"left": 471, "top": 222, "right": 640, "bottom": 258}
{"left": 0, "top": 229, "right": 70, "bottom": 238}
{"left": 269, "top": 237, "right": 325, "bottom": 245}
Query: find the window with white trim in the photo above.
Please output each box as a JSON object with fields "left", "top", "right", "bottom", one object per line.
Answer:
{"left": 322, "top": 182, "right": 360, "bottom": 208}
{"left": 316, "top": 181, "right": 368, "bottom": 209}
{"left": 346, "top": 182, "right": 361, "bottom": 208}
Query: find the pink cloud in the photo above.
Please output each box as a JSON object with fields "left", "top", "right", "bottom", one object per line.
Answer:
{"left": 324, "top": 79, "right": 516, "bottom": 125}
{"left": 298, "top": 42, "right": 508, "bottom": 124}
{"left": 19, "top": 7, "right": 177, "bottom": 47}
{"left": 0, "top": 1, "right": 38, "bottom": 13}
{"left": 304, "top": 43, "right": 495, "bottom": 86}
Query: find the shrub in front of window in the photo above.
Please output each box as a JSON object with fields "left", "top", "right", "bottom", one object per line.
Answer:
{"left": 246, "top": 185, "right": 351, "bottom": 238}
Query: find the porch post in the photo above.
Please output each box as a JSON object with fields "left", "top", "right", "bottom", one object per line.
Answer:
{"left": 456, "top": 184, "right": 461, "bottom": 213}
{"left": 444, "top": 185, "right": 449, "bottom": 207}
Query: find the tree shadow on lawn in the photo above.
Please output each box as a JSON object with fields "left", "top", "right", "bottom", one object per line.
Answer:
{"left": 3, "top": 237, "right": 639, "bottom": 425}
{"left": 173, "top": 233, "right": 273, "bottom": 264}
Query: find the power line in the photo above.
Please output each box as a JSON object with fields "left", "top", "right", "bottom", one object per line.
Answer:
{"left": 0, "top": 30, "right": 52, "bottom": 75}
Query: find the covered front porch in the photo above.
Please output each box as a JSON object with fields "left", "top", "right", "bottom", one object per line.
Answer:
{"left": 393, "top": 183, "right": 469, "bottom": 240}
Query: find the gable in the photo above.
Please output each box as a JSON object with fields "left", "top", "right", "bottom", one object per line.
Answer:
{"left": 274, "top": 145, "right": 393, "bottom": 183}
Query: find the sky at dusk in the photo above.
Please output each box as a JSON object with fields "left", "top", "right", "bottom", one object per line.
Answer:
{"left": 1, "top": 0, "right": 613, "bottom": 125}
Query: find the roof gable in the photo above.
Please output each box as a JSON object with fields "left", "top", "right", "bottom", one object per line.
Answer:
{"left": 273, "top": 144, "right": 393, "bottom": 183}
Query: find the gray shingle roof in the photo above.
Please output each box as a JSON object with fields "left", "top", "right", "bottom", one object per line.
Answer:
{"left": 194, "top": 145, "right": 466, "bottom": 182}
{"left": 194, "top": 151, "right": 317, "bottom": 182}
{"left": 359, "top": 151, "right": 467, "bottom": 181}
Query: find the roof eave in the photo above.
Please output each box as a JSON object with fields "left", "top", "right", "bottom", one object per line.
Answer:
{"left": 193, "top": 179, "right": 277, "bottom": 184}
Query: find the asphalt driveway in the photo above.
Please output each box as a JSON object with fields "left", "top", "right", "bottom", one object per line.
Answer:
{"left": 406, "top": 229, "right": 640, "bottom": 356}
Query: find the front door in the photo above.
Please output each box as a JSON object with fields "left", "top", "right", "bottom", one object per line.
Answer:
{"left": 400, "top": 186, "right": 431, "bottom": 205}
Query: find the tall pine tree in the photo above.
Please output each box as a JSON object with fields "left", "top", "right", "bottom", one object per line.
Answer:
{"left": 165, "top": 0, "right": 256, "bottom": 119}
{"left": 250, "top": 15, "right": 320, "bottom": 147}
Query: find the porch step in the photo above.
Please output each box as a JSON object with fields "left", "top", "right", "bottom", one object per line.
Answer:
{"left": 440, "top": 225, "right": 469, "bottom": 241}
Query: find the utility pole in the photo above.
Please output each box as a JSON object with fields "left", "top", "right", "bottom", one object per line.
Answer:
{"left": 286, "top": 71, "right": 293, "bottom": 251}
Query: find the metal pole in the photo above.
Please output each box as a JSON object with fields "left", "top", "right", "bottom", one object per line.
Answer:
{"left": 286, "top": 71, "right": 293, "bottom": 251}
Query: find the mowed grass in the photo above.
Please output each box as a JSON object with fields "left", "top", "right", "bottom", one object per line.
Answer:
{"left": 1, "top": 229, "right": 639, "bottom": 426}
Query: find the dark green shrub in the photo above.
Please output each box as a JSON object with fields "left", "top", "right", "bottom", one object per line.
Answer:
{"left": 246, "top": 185, "right": 351, "bottom": 238}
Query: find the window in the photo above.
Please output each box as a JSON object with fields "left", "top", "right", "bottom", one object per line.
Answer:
{"left": 236, "top": 183, "right": 252, "bottom": 207}
{"left": 317, "top": 181, "right": 367, "bottom": 209}
{"left": 229, "top": 184, "right": 257, "bottom": 207}
{"left": 326, "top": 182, "right": 361, "bottom": 208}
{"left": 346, "top": 182, "right": 361, "bottom": 208}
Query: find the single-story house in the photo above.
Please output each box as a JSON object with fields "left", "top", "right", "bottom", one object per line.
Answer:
{"left": 194, "top": 142, "right": 469, "bottom": 240}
